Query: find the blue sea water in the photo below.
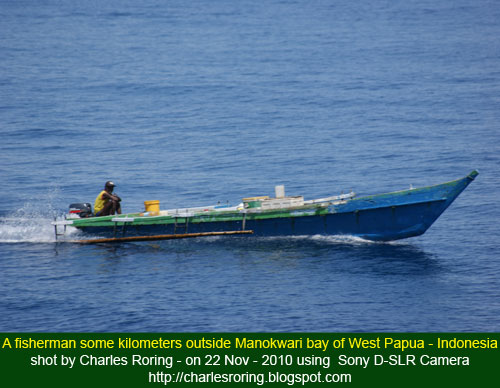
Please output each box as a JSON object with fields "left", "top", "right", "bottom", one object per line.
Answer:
{"left": 0, "top": 0, "right": 499, "bottom": 332}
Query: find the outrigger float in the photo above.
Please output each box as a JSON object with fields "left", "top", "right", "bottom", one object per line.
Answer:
{"left": 53, "top": 171, "right": 478, "bottom": 244}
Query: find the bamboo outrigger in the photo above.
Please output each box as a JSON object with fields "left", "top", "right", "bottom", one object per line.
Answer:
{"left": 76, "top": 230, "right": 253, "bottom": 244}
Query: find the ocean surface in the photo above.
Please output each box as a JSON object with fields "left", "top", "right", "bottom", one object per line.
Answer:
{"left": 1, "top": 0, "right": 499, "bottom": 332}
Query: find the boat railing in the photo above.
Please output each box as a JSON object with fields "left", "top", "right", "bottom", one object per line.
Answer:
{"left": 303, "top": 191, "right": 355, "bottom": 205}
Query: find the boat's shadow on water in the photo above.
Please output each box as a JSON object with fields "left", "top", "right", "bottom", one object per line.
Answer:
{"left": 230, "top": 236, "right": 441, "bottom": 276}
{"left": 85, "top": 235, "right": 441, "bottom": 276}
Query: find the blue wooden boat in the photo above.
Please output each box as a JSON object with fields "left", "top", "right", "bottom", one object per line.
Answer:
{"left": 54, "top": 171, "right": 478, "bottom": 243}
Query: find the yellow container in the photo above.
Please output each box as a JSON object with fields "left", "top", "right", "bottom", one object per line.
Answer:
{"left": 144, "top": 200, "right": 160, "bottom": 212}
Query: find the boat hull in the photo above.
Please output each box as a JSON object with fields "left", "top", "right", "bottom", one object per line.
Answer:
{"left": 68, "top": 171, "right": 478, "bottom": 242}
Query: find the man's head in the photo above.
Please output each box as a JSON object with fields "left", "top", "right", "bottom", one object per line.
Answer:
{"left": 105, "top": 181, "right": 116, "bottom": 192}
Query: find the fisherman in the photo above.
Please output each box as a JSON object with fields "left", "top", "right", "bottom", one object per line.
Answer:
{"left": 94, "top": 181, "right": 122, "bottom": 216}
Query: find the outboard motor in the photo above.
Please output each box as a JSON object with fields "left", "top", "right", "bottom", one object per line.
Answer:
{"left": 69, "top": 203, "right": 93, "bottom": 218}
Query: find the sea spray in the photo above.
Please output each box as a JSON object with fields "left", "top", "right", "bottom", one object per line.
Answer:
{"left": 0, "top": 187, "right": 79, "bottom": 243}
{"left": 0, "top": 212, "right": 58, "bottom": 243}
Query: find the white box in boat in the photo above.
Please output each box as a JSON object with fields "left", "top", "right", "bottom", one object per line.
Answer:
{"left": 260, "top": 196, "right": 304, "bottom": 210}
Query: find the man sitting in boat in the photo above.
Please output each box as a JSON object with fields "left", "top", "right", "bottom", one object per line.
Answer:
{"left": 94, "top": 181, "right": 122, "bottom": 217}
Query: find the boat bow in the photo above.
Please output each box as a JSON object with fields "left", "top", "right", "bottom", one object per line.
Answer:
{"left": 326, "top": 170, "right": 478, "bottom": 240}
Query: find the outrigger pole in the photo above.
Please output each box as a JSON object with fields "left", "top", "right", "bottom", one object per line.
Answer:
{"left": 75, "top": 230, "right": 253, "bottom": 244}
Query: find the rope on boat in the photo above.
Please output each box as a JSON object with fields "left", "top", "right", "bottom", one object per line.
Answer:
{"left": 75, "top": 230, "right": 253, "bottom": 244}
